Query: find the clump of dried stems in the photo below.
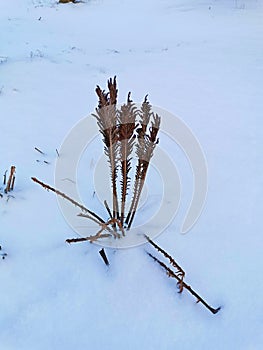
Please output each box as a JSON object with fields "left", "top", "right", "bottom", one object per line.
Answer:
{"left": 93, "top": 77, "right": 160, "bottom": 231}
{"left": 32, "top": 77, "right": 160, "bottom": 243}
{"left": 31, "top": 77, "right": 220, "bottom": 315}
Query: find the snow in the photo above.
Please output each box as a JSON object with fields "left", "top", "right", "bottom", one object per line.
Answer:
{"left": 1, "top": 0, "right": 263, "bottom": 349}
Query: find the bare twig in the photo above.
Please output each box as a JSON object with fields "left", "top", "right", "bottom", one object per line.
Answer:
{"left": 99, "top": 248, "right": 110, "bottom": 266}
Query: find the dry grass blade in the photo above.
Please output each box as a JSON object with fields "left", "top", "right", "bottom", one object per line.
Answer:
{"left": 146, "top": 252, "right": 221, "bottom": 315}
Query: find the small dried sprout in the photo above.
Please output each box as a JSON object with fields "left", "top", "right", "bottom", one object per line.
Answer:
{"left": 4, "top": 166, "right": 16, "bottom": 193}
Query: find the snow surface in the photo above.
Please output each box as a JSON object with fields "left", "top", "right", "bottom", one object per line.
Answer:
{"left": 1, "top": 0, "right": 263, "bottom": 349}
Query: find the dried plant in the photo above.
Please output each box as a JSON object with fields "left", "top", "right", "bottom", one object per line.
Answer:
{"left": 31, "top": 77, "right": 220, "bottom": 315}
{"left": 5, "top": 166, "right": 16, "bottom": 193}
{"left": 93, "top": 77, "right": 120, "bottom": 224}
{"left": 145, "top": 235, "right": 185, "bottom": 292}
{"left": 145, "top": 236, "right": 221, "bottom": 314}
{"left": 93, "top": 79, "right": 161, "bottom": 231}
{"left": 126, "top": 98, "right": 161, "bottom": 228}
{"left": 31, "top": 177, "right": 121, "bottom": 243}
{"left": 32, "top": 77, "right": 160, "bottom": 243}
{"left": 118, "top": 93, "right": 137, "bottom": 225}
{"left": 32, "top": 177, "right": 105, "bottom": 224}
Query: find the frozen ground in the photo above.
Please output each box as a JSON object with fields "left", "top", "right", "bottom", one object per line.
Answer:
{"left": 1, "top": 0, "right": 263, "bottom": 349}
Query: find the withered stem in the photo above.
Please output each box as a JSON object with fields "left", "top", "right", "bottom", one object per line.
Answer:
{"left": 31, "top": 177, "right": 105, "bottom": 224}
{"left": 147, "top": 252, "right": 220, "bottom": 315}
